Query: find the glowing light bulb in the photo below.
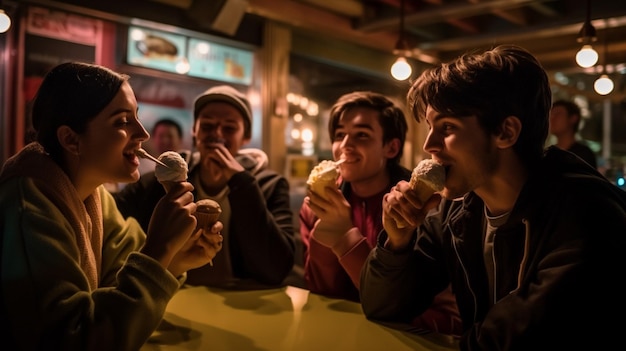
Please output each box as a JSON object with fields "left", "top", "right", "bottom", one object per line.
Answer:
{"left": 391, "top": 57, "right": 412, "bottom": 80}
{"left": 594, "top": 74, "right": 614, "bottom": 95}
{"left": 0, "top": 10, "right": 11, "bottom": 33}
{"left": 575, "top": 45, "right": 598, "bottom": 68}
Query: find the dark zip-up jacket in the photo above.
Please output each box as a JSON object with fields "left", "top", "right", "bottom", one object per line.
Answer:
{"left": 360, "top": 146, "right": 626, "bottom": 350}
{"left": 114, "top": 149, "right": 295, "bottom": 288}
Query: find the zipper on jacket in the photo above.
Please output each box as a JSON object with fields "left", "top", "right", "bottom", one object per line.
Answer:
{"left": 449, "top": 222, "right": 479, "bottom": 322}
{"left": 491, "top": 232, "right": 497, "bottom": 305}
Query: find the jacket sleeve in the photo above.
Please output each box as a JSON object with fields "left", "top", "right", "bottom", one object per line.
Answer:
{"left": 1, "top": 178, "right": 180, "bottom": 351}
{"left": 227, "top": 171, "right": 295, "bottom": 285}
{"left": 360, "top": 225, "right": 451, "bottom": 324}
{"left": 300, "top": 202, "right": 371, "bottom": 300}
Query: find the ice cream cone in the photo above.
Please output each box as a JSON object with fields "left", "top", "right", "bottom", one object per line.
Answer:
{"left": 412, "top": 179, "right": 438, "bottom": 204}
{"left": 194, "top": 199, "right": 222, "bottom": 267}
{"left": 307, "top": 160, "right": 339, "bottom": 200}
{"left": 155, "top": 151, "right": 188, "bottom": 193}
{"left": 396, "top": 159, "right": 445, "bottom": 229}
{"left": 194, "top": 199, "right": 222, "bottom": 231}
{"left": 159, "top": 181, "right": 177, "bottom": 193}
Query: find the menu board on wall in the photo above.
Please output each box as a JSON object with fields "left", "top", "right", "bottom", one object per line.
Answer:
{"left": 126, "top": 26, "right": 253, "bottom": 85}
{"left": 127, "top": 27, "right": 187, "bottom": 73}
{"left": 187, "top": 38, "right": 253, "bottom": 85}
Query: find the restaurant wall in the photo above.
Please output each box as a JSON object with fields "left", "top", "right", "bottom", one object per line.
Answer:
{"left": 3, "top": 1, "right": 264, "bottom": 164}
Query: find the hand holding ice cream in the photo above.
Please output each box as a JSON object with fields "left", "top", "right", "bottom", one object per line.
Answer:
{"left": 193, "top": 199, "right": 223, "bottom": 266}
{"left": 396, "top": 158, "right": 445, "bottom": 228}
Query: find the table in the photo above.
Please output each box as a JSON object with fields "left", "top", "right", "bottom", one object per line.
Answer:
{"left": 141, "top": 285, "right": 459, "bottom": 351}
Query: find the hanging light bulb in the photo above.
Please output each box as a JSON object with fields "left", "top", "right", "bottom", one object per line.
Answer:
{"left": 594, "top": 25, "right": 614, "bottom": 96}
{"left": 594, "top": 74, "right": 614, "bottom": 95}
{"left": 576, "top": 0, "right": 597, "bottom": 68}
{"left": 575, "top": 45, "right": 598, "bottom": 68}
{"left": 0, "top": 10, "right": 11, "bottom": 33}
{"left": 391, "top": 57, "right": 412, "bottom": 80}
{"left": 390, "top": 0, "right": 412, "bottom": 81}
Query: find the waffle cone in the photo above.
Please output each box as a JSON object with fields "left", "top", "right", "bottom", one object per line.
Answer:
{"left": 194, "top": 199, "right": 222, "bottom": 231}
{"left": 159, "top": 181, "right": 178, "bottom": 193}
{"left": 412, "top": 179, "right": 437, "bottom": 204}
{"left": 396, "top": 179, "right": 436, "bottom": 229}
{"left": 309, "top": 179, "right": 336, "bottom": 199}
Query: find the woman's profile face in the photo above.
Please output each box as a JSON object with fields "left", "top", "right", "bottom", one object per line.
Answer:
{"left": 75, "top": 82, "right": 149, "bottom": 186}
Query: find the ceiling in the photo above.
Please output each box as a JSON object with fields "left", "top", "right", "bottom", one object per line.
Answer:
{"left": 244, "top": 0, "right": 626, "bottom": 102}
{"left": 22, "top": 0, "right": 626, "bottom": 101}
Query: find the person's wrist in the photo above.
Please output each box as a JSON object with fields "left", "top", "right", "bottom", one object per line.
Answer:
{"left": 384, "top": 235, "right": 414, "bottom": 252}
{"left": 140, "top": 242, "right": 173, "bottom": 270}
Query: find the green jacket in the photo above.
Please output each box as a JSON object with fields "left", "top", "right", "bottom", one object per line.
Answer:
{"left": 0, "top": 143, "right": 181, "bottom": 350}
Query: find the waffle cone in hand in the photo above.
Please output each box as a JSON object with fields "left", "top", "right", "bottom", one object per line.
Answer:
{"left": 397, "top": 159, "right": 445, "bottom": 228}
{"left": 411, "top": 179, "right": 439, "bottom": 204}
{"left": 195, "top": 199, "right": 222, "bottom": 231}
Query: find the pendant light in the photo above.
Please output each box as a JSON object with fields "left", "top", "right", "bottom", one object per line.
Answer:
{"left": 594, "top": 26, "right": 614, "bottom": 95}
{"left": 0, "top": 9, "right": 10, "bottom": 33}
{"left": 575, "top": 0, "right": 598, "bottom": 68}
{"left": 391, "top": 0, "right": 412, "bottom": 81}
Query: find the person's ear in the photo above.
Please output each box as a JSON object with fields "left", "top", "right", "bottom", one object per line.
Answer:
{"left": 385, "top": 138, "right": 401, "bottom": 159}
{"left": 57, "top": 125, "right": 81, "bottom": 156}
{"left": 496, "top": 116, "right": 521, "bottom": 149}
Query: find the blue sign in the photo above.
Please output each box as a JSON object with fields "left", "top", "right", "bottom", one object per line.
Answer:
{"left": 187, "top": 37, "right": 253, "bottom": 85}
{"left": 127, "top": 27, "right": 187, "bottom": 73}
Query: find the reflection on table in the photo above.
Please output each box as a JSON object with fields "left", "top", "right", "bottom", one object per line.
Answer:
{"left": 141, "top": 285, "right": 459, "bottom": 351}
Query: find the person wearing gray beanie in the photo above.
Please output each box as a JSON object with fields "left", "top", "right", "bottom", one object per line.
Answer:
{"left": 193, "top": 85, "right": 252, "bottom": 139}
{"left": 115, "top": 84, "right": 297, "bottom": 290}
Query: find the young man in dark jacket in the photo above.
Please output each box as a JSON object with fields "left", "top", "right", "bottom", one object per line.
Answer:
{"left": 115, "top": 85, "right": 295, "bottom": 289}
{"left": 360, "top": 45, "right": 626, "bottom": 350}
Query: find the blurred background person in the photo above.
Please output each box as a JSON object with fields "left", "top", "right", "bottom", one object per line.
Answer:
{"left": 138, "top": 118, "right": 184, "bottom": 175}
{"left": 151, "top": 118, "right": 183, "bottom": 154}
{"left": 549, "top": 99, "right": 597, "bottom": 168}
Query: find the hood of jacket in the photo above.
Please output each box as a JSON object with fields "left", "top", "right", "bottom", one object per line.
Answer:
{"left": 1, "top": 143, "right": 55, "bottom": 185}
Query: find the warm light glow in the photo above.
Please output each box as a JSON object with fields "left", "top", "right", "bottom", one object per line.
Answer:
{"left": 306, "top": 102, "right": 319, "bottom": 117}
{"left": 594, "top": 74, "right": 614, "bottom": 95}
{"left": 130, "top": 28, "right": 145, "bottom": 41}
{"left": 575, "top": 45, "right": 598, "bottom": 68}
{"left": 290, "top": 128, "right": 301, "bottom": 139}
{"left": 175, "top": 58, "right": 190, "bottom": 74}
{"left": 0, "top": 10, "right": 11, "bottom": 33}
{"left": 301, "top": 128, "right": 313, "bottom": 143}
{"left": 285, "top": 286, "right": 310, "bottom": 312}
{"left": 195, "top": 42, "right": 210, "bottom": 55}
{"left": 391, "top": 57, "right": 412, "bottom": 80}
